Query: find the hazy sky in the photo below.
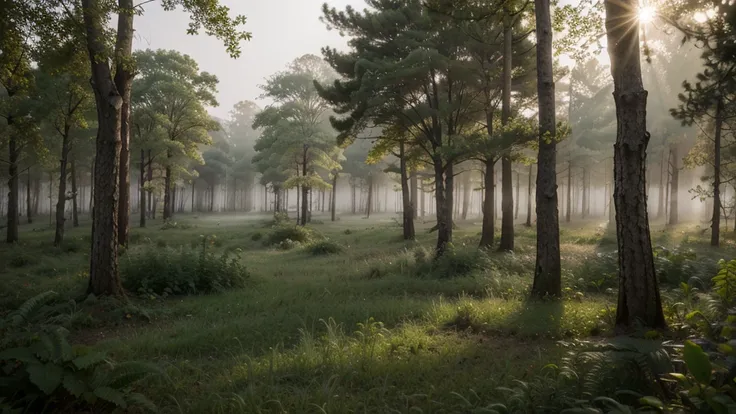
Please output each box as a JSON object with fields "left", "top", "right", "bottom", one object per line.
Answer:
{"left": 133, "top": 0, "right": 364, "bottom": 119}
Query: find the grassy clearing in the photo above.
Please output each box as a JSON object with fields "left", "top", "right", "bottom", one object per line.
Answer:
{"left": 1, "top": 213, "right": 734, "bottom": 412}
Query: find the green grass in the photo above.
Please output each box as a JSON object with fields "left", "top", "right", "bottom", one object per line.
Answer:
{"left": 2, "top": 212, "right": 735, "bottom": 412}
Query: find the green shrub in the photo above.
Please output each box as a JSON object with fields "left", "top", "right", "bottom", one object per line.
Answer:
{"left": 251, "top": 231, "right": 263, "bottom": 241}
{"left": 9, "top": 251, "right": 33, "bottom": 268}
{"left": 415, "top": 244, "right": 489, "bottom": 279}
{"left": 0, "top": 293, "right": 160, "bottom": 413}
{"left": 265, "top": 225, "right": 317, "bottom": 246}
{"left": 277, "top": 239, "right": 301, "bottom": 250}
{"left": 121, "top": 243, "right": 249, "bottom": 296}
{"left": 307, "top": 239, "right": 343, "bottom": 256}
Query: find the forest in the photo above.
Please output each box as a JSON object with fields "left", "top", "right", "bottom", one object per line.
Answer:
{"left": 1, "top": 0, "right": 736, "bottom": 412}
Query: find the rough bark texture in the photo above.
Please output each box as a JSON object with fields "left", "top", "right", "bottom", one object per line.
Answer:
{"left": 399, "top": 142, "right": 415, "bottom": 240}
{"left": 531, "top": 0, "right": 561, "bottom": 299}
{"left": 525, "top": 164, "right": 533, "bottom": 227}
{"left": 6, "top": 121, "right": 19, "bottom": 243}
{"left": 499, "top": 15, "right": 514, "bottom": 251}
{"left": 606, "top": 0, "right": 665, "bottom": 330}
{"left": 54, "top": 128, "right": 71, "bottom": 246}
{"left": 480, "top": 159, "right": 495, "bottom": 248}
{"left": 82, "top": 0, "right": 124, "bottom": 296}
{"left": 71, "top": 160, "right": 79, "bottom": 227}
{"left": 163, "top": 160, "right": 172, "bottom": 220}
{"left": 26, "top": 170, "right": 32, "bottom": 224}
{"left": 410, "top": 172, "right": 418, "bottom": 219}
{"left": 139, "top": 149, "right": 146, "bottom": 227}
{"left": 712, "top": 98, "right": 723, "bottom": 247}
{"left": 668, "top": 145, "right": 679, "bottom": 225}
{"left": 115, "top": 0, "right": 134, "bottom": 247}
{"left": 434, "top": 157, "right": 451, "bottom": 255}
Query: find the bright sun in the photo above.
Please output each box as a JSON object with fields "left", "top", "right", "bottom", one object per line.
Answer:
{"left": 639, "top": 6, "right": 656, "bottom": 23}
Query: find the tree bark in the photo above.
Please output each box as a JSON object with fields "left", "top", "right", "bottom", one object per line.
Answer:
{"left": 434, "top": 157, "right": 451, "bottom": 255}
{"left": 139, "top": 149, "right": 146, "bottom": 228}
{"left": 115, "top": 0, "right": 134, "bottom": 247}
{"left": 565, "top": 161, "right": 572, "bottom": 223}
{"left": 410, "top": 172, "right": 418, "bottom": 219}
{"left": 147, "top": 150, "right": 153, "bottom": 218}
{"left": 499, "top": 14, "right": 514, "bottom": 251}
{"left": 712, "top": 98, "right": 723, "bottom": 247}
{"left": 657, "top": 149, "right": 665, "bottom": 219}
{"left": 668, "top": 144, "right": 679, "bottom": 226}
{"left": 399, "top": 141, "right": 415, "bottom": 240}
{"left": 605, "top": 0, "right": 665, "bottom": 330}
{"left": 54, "top": 125, "right": 72, "bottom": 247}
{"left": 71, "top": 160, "right": 79, "bottom": 227}
{"left": 531, "top": 0, "right": 562, "bottom": 299}
{"left": 365, "top": 174, "right": 373, "bottom": 219}
{"left": 461, "top": 171, "right": 470, "bottom": 220}
{"left": 480, "top": 159, "right": 496, "bottom": 248}
{"left": 514, "top": 171, "right": 520, "bottom": 220}
{"left": 81, "top": 0, "right": 124, "bottom": 296}
{"left": 525, "top": 164, "right": 533, "bottom": 227}
{"left": 6, "top": 118, "right": 19, "bottom": 243}
{"left": 331, "top": 173, "right": 338, "bottom": 222}
{"left": 163, "top": 153, "right": 172, "bottom": 220}
{"left": 26, "top": 169, "right": 32, "bottom": 224}
{"left": 582, "top": 167, "right": 588, "bottom": 218}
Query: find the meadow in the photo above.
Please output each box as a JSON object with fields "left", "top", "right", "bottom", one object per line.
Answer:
{"left": 1, "top": 213, "right": 733, "bottom": 413}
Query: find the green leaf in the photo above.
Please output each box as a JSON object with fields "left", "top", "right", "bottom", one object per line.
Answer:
{"left": 684, "top": 340, "right": 712, "bottom": 384}
{"left": 669, "top": 372, "right": 688, "bottom": 382}
{"left": 27, "top": 362, "right": 63, "bottom": 394}
{"left": 0, "top": 347, "right": 40, "bottom": 364}
{"left": 127, "top": 392, "right": 158, "bottom": 412}
{"left": 94, "top": 386, "right": 127, "bottom": 408}
{"left": 639, "top": 396, "right": 664, "bottom": 410}
{"left": 62, "top": 373, "right": 87, "bottom": 397}
{"left": 72, "top": 352, "right": 108, "bottom": 370}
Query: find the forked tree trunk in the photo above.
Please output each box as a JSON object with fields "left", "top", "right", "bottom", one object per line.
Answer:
{"left": 399, "top": 141, "right": 415, "bottom": 240}
{"left": 668, "top": 144, "right": 679, "bottom": 226}
{"left": 712, "top": 98, "right": 723, "bottom": 247}
{"left": 531, "top": 0, "right": 561, "bottom": 299}
{"left": 525, "top": 164, "right": 533, "bottom": 227}
{"left": 81, "top": 0, "right": 124, "bottom": 296}
{"left": 606, "top": 0, "right": 664, "bottom": 330}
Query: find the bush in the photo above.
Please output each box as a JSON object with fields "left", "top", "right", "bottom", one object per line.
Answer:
{"left": 0, "top": 293, "right": 160, "bottom": 413}
{"left": 415, "top": 244, "right": 489, "bottom": 279}
{"left": 121, "top": 241, "right": 249, "bottom": 296}
{"left": 277, "top": 239, "right": 301, "bottom": 250}
{"left": 251, "top": 231, "right": 263, "bottom": 242}
{"left": 307, "top": 239, "right": 343, "bottom": 256}
{"left": 265, "top": 225, "right": 317, "bottom": 246}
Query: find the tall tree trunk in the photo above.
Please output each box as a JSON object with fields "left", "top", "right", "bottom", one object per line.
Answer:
{"left": 668, "top": 145, "right": 679, "bottom": 225}
{"left": 54, "top": 129, "right": 71, "bottom": 247}
{"left": 81, "top": 0, "right": 124, "bottom": 296}
{"left": 300, "top": 155, "right": 309, "bottom": 226}
{"left": 499, "top": 15, "right": 514, "bottom": 251}
{"left": 163, "top": 152, "right": 172, "bottom": 220}
{"left": 171, "top": 185, "right": 177, "bottom": 216}
{"left": 365, "top": 174, "right": 373, "bottom": 219}
{"left": 434, "top": 157, "right": 451, "bottom": 255}
{"left": 140, "top": 149, "right": 146, "bottom": 228}
{"left": 658, "top": 149, "right": 665, "bottom": 219}
{"left": 480, "top": 160, "right": 495, "bottom": 248}
{"left": 420, "top": 180, "right": 425, "bottom": 218}
{"left": 351, "top": 182, "right": 356, "bottom": 214}
{"left": 531, "top": 0, "right": 561, "bottom": 299}
{"left": 410, "top": 172, "right": 418, "bottom": 219}
{"left": 115, "top": 0, "right": 134, "bottom": 247}
{"left": 514, "top": 171, "right": 520, "bottom": 220}
{"left": 71, "top": 160, "right": 79, "bottom": 227}
{"left": 331, "top": 173, "right": 338, "bottom": 222}
{"left": 582, "top": 167, "right": 588, "bottom": 218}
{"left": 32, "top": 173, "right": 40, "bottom": 216}
{"left": 399, "top": 141, "right": 415, "bottom": 240}
{"left": 566, "top": 161, "right": 572, "bottom": 223}
{"left": 49, "top": 172, "right": 54, "bottom": 227}
{"left": 526, "top": 164, "right": 533, "bottom": 226}
{"left": 6, "top": 122, "right": 19, "bottom": 243}
{"left": 147, "top": 151, "right": 152, "bottom": 218}
{"left": 606, "top": 0, "right": 664, "bottom": 330}
{"left": 26, "top": 169, "right": 32, "bottom": 224}
{"left": 712, "top": 98, "right": 723, "bottom": 247}
{"left": 461, "top": 171, "right": 470, "bottom": 220}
